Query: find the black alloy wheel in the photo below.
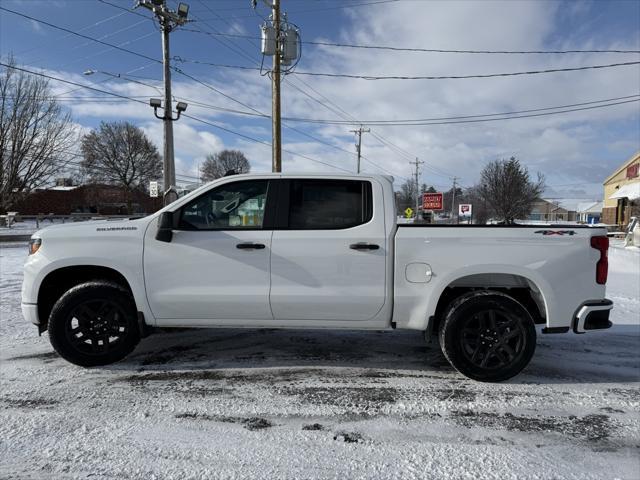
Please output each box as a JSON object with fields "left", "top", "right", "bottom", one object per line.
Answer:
{"left": 64, "top": 299, "right": 130, "bottom": 356}
{"left": 48, "top": 281, "right": 141, "bottom": 367}
{"left": 459, "top": 308, "right": 527, "bottom": 370}
{"left": 439, "top": 291, "right": 537, "bottom": 382}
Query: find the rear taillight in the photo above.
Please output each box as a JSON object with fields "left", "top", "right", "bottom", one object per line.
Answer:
{"left": 590, "top": 235, "right": 609, "bottom": 285}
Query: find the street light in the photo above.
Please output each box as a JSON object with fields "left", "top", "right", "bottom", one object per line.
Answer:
{"left": 149, "top": 98, "right": 188, "bottom": 121}
{"left": 177, "top": 3, "right": 189, "bottom": 18}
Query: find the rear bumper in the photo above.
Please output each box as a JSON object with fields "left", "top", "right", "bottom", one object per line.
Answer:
{"left": 573, "top": 299, "right": 613, "bottom": 333}
{"left": 541, "top": 299, "right": 613, "bottom": 334}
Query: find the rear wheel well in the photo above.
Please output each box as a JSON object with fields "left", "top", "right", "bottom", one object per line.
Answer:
{"left": 430, "top": 274, "right": 546, "bottom": 337}
{"left": 37, "top": 266, "right": 134, "bottom": 330}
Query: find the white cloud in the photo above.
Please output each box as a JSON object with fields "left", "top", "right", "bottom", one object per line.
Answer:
{"left": 44, "top": 0, "right": 639, "bottom": 198}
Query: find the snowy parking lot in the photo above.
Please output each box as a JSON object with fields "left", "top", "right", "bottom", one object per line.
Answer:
{"left": 1, "top": 242, "right": 638, "bottom": 479}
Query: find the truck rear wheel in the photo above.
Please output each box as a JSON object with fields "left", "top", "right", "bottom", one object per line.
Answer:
{"left": 439, "top": 291, "right": 536, "bottom": 382}
{"left": 48, "top": 281, "right": 140, "bottom": 367}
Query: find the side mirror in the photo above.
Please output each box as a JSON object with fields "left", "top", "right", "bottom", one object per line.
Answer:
{"left": 156, "top": 211, "right": 174, "bottom": 243}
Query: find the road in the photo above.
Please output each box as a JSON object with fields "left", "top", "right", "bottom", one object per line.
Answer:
{"left": 0, "top": 243, "right": 638, "bottom": 479}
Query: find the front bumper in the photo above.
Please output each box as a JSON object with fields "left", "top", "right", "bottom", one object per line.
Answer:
{"left": 22, "top": 303, "right": 39, "bottom": 326}
{"left": 573, "top": 299, "right": 613, "bottom": 333}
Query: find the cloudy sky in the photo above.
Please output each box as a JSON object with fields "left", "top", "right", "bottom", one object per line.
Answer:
{"left": 1, "top": 0, "right": 639, "bottom": 199}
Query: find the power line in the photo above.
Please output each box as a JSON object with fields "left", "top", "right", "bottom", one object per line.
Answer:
{"left": 0, "top": 6, "right": 160, "bottom": 62}
{"left": 80, "top": 2, "right": 441, "bottom": 180}
{"left": 277, "top": 94, "right": 640, "bottom": 125}
{"left": 179, "top": 3, "right": 367, "bottom": 172}
{"left": 1, "top": 4, "right": 357, "bottom": 172}
{"left": 280, "top": 77, "right": 412, "bottom": 179}
{"left": 191, "top": 0, "right": 402, "bottom": 18}
{"left": 8, "top": 7, "right": 634, "bottom": 182}
{"left": 291, "top": 61, "right": 640, "bottom": 80}
{"left": 182, "top": 27, "right": 640, "bottom": 55}
{"left": 0, "top": 62, "right": 352, "bottom": 174}
{"left": 299, "top": 41, "right": 640, "bottom": 56}
{"left": 10, "top": 62, "right": 636, "bottom": 131}
{"left": 168, "top": 55, "right": 640, "bottom": 80}
{"left": 96, "top": 0, "right": 152, "bottom": 20}
{"left": 16, "top": 10, "right": 128, "bottom": 59}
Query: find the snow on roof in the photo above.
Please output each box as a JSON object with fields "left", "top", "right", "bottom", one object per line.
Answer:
{"left": 542, "top": 198, "right": 600, "bottom": 212}
{"left": 576, "top": 201, "right": 603, "bottom": 213}
{"left": 48, "top": 185, "right": 78, "bottom": 191}
{"left": 610, "top": 182, "right": 640, "bottom": 201}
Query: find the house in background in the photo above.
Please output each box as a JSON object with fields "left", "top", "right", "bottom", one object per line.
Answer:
{"left": 576, "top": 201, "right": 603, "bottom": 224}
{"left": 529, "top": 199, "right": 579, "bottom": 222}
{"left": 529, "top": 199, "right": 569, "bottom": 222}
{"left": 602, "top": 151, "right": 640, "bottom": 228}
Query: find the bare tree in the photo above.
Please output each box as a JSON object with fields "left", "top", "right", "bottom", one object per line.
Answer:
{"left": 0, "top": 57, "right": 76, "bottom": 213}
{"left": 81, "top": 121, "right": 161, "bottom": 213}
{"left": 200, "top": 149, "right": 250, "bottom": 181}
{"left": 478, "top": 157, "right": 545, "bottom": 224}
{"left": 395, "top": 178, "right": 417, "bottom": 213}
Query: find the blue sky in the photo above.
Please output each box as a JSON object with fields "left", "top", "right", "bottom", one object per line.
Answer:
{"left": 1, "top": 0, "right": 639, "bottom": 198}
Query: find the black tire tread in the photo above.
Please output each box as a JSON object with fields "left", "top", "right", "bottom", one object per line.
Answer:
{"left": 48, "top": 281, "right": 140, "bottom": 367}
{"left": 439, "top": 290, "right": 536, "bottom": 382}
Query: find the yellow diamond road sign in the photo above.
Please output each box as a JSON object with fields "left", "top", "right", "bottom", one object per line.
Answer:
{"left": 404, "top": 207, "right": 413, "bottom": 218}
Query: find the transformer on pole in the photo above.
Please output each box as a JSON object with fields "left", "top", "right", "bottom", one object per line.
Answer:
{"left": 256, "top": 1, "right": 300, "bottom": 172}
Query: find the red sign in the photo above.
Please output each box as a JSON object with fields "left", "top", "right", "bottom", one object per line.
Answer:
{"left": 627, "top": 163, "right": 639, "bottom": 179}
{"left": 423, "top": 192, "right": 443, "bottom": 211}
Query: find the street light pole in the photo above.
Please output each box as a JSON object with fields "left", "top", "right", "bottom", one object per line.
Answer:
{"left": 160, "top": 18, "right": 176, "bottom": 204}
{"left": 137, "top": 0, "right": 189, "bottom": 205}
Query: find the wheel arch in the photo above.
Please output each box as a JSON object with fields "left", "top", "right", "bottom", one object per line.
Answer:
{"left": 37, "top": 265, "right": 137, "bottom": 331}
{"left": 427, "top": 268, "right": 551, "bottom": 336}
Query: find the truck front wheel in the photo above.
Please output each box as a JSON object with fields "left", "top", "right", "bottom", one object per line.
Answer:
{"left": 439, "top": 291, "right": 536, "bottom": 382}
{"left": 48, "top": 281, "right": 140, "bottom": 367}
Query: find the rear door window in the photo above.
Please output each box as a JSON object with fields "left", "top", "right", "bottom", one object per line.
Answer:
{"left": 288, "top": 179, "right": 372, "bottom": 229}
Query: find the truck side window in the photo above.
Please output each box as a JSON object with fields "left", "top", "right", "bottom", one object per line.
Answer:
{"left": 179, "top": 180, "right": 269, "bottom": 230}
{"left": 288, "top": 180, "right": 372, "bottom": 229}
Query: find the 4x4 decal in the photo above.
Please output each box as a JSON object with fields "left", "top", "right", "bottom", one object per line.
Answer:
{"left": 534, "top": 230, "right": 576, "bottom": 236}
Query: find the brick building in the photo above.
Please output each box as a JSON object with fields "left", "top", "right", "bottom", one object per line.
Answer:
{"left": 602, "top": 151, "right": 640, "bottom": 228}
{"left": 11, "top": 184, "right": 162, "bottom": 216}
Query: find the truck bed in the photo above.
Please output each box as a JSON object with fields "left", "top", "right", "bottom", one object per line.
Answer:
{"left": 392, "top": 224, "right": 607, "bottom": 332}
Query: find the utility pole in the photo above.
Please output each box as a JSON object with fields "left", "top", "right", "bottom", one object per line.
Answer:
{"left": 271, "top": 0, "right": 282, "bottom": 172}
{"left": 409, "top": 158, "right": 424, "bottom": 218}
{"left": 138, "top": 0, "right": 189, "bottom": 205}
{"left": 161, "top": 21, "right": 175, "bottom": 202}
{"left": 350, "top": 125, "right": 370, "bottom": 173}
{"left": 451, "top": 176, "right": 459, "bottom": 224}
{"left": 257, "top": 0, "right": 299, "bottom": 172}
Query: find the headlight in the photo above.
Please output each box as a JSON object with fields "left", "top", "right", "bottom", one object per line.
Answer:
{"left": 28, "top": 238, "right": 42, "bottom": 255}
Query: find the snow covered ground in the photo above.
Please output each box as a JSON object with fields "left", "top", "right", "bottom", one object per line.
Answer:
{"left": 0, "top": 243, "right": 638, "bottom": 480}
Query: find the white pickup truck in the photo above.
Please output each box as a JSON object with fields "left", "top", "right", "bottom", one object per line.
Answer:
{"left": 22, "top": 174, "right": 613, "bottom": 381}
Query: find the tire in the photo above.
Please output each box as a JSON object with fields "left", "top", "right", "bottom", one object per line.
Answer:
{"left": 48, "top": 281, "right": 141, "bottom": 367}
{"left": 439, "top": 290, "right": 536, "bottom": 382}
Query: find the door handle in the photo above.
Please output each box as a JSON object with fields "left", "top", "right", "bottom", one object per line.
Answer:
{"left": 349, "top": 242, "right": 380, "bottom": 251}
{"left": 236, "top": 242, "right": 266, "bottom": 250}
